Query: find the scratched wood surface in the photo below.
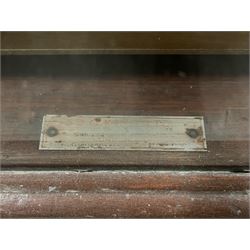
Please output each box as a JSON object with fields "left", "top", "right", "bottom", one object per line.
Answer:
{"left": 0, "top": 33, "right": 249, "bottom": 219}
{"left": 0, "top": 171, "right": 249, "bottom": 218}
{"left": 1, "top": 171, "right": 249, "bottom": 192}
{"left": 1, "top": 32, "right": 249, "bottom": 55}
{"left": 1, "top": 59, "right": 249, "bottom": 169}
{"left": 1, "top": 54, "right": 249, "bottom": 169}
{"left": 1, "top": 53, "right": 249, "bottom": 170}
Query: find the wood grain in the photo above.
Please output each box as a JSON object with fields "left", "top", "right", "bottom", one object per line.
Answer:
{"left": 1, "top": 75, "right": 248, "bottom": 169}
{"left": 1, "top": 32, "right": 249, "bottom": 55}
{"left": 1, "top": 171, "right": 249, "bottom": 192}
{"left": 1, "top": 171, "right": 249, "bottom": 218}
{"left": 1, "top": 191, "right": 249, "bottom": 218}
{"left": 1, "top": 35, "right": 249, "bottom": 219}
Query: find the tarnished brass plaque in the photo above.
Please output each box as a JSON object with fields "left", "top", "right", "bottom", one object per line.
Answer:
{"left": 39, "top": 115, "right": 207, "bottom": 151}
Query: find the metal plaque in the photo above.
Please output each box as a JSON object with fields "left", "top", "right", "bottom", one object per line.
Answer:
{"left": 39, "top": 115, "right": 207, "bottom": 151}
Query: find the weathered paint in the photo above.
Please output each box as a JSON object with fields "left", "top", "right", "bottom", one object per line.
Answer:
{"left": 39, "top": 115, "right": 207, "bottom": 151}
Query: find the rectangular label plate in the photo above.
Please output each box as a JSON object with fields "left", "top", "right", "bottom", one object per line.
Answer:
{"left": 39, "top": 115, "right": 207, "bottom": 151}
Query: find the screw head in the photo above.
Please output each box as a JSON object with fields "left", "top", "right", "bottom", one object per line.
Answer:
{"left": 46, "top": 127, "right": 58, "bottom": 137}
{"left": 186, "top": 128, "right": 199, "bottom": 139}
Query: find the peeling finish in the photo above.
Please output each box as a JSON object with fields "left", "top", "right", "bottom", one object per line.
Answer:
{"left": 0, "top": 171, "right": 249, "bottom": 218}
{"left": 0, "top": 191, "right": 248, "bottom": 218}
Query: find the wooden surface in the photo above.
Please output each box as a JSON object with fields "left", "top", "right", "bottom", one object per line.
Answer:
{"left": 1, "top": 48, "right": 249, "bottom": 218}
{"left": 1, "top": 32, "right": 249, "bottom": 55}
{"left": 1, "top": 171, "right": 249, "bottom": 192}
{"left": 1, "top": 74, "right": 248, "bottom": 169}
{"left": 1, "top": 171, "right": 249, "bottom": 218}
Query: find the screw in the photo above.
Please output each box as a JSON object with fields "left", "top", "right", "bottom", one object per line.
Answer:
{"left": 186, "top": 128, "right": 199, "bottom": 139}
{"left": 95, "top": 118, "right": 101, "bottom": 122}
{"left": 46, "top": 127, "right": 58, "bottom": 137}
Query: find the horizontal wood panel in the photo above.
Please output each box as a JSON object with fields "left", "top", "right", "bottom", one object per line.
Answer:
{"left": 1, "top": 171, "right": 249, "bottom": 192}
{"left": 1, "top": 171, "right": 249, "bottom": 218}
{"left": 3, "top": 55, "right": 248, "bottom": 77}
{"left": 1, "top": 191, "right": 249, "bottom": 218}
{"left": 1, "top": 75, "right": 249, "bottom": 169}
{"left": 1, "top": 140, "right": 248, "bottom": 168}
{"left": 1, "top": 32, "right": 249, "bottom": 55}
